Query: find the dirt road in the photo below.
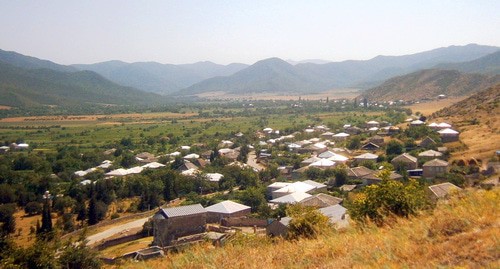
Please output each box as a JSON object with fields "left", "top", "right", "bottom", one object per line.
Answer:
{"left": 86, "top": 217, "right": 149, "bottom": 246}
{"left": 247, "top": 151, "right": 265, "bottom": 171}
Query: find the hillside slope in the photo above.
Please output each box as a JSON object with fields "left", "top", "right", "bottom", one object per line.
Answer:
{"left": 115, "top": 189, "right": 500, "bottom": 268}
{"left": 431, "top": 84, "right": 500, "bottom": 161}
{"left": 73, "top": 61, "right": 248, "bottom": 95}
{"left": 0, "top": 61, "right": 163, "bottom": 107}
{"left": 0, "top": 48, "right": 76, "bottom": 73}
{"left": 360, "top": 69, "right": 500, "bottom": 102}
{"left": 178, "top": 58, "right": 332, "bottom": 95}
{"left": 435, "top": 50, "right": 500, "bottom": 75}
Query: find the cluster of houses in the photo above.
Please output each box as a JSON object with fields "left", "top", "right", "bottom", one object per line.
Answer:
{"left": 0, "top": 142, "right": 29, "bottom": 153}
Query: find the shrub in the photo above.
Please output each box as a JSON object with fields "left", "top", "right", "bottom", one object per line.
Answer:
{"left": 349, "top": 170, "right": 427, "bottom": 224}
{"left": 286, "top": 204, "right": 330, "bottom": 240}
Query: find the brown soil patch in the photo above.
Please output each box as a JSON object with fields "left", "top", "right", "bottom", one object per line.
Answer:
{"left": 405, "top": 97, "right": 467, "bottom": 116}
{"left": 0, "top": 105, "right": 12, "bottom": 110}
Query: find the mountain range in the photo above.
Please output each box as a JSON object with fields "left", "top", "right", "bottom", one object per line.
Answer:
{"left": 0, "top": 59, "right": 162, "bottom": 107}
{"left": 0, "top": 44, "right": 499, "bottom": 107}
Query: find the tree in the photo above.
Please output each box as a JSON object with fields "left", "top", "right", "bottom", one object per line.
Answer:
{"left": 286, "top": 204, "right": 330, "bottom": 240}
{"left": 237, "top": 187, "right": 266, "bottom": 212}
{"left": 39, "top": 194, "right": 52, "bottom": 235}
{"left": 349, "top": 170, "right": 427, "bottom": 224}
{"left": 59, "top": 234, "right": 102, "bottom": 269}
{"left": 333, "top": 167, "right": 348, "bottom": 187}
{"left": 24, "top": 201, "right": 43, "bottom": 216}
{"left": 386, "top": 140, "right": 404, "bottom": 156}
{"left": 0, "top": 204, "right": 16, "bottom": 235}
{"left": 347, "top": 137, "right": 361, "bottom": 150}
{"left": 87, "top": 196, "right": 98, "bottom": 225}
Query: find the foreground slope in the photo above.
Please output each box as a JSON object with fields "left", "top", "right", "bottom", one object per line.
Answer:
{"left": 0, "top": 61, "right": 163, "bottom": 107}
{"left": 113, "top": 189, "right": 500, "bottom": 268}
{"left": 360, "top": 69, "right": 500, "bottom": 102}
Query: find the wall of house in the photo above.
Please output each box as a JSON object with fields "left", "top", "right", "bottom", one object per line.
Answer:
{"left": 221, "top": 216, "right": 268, "bottom": 227}
{"left": 423, "top": 166, "right": 448, "bottom": 178}
{"left": 207, "top": 209, "right": 251, "bottom": 223}
{"left": 153, "top": 213, "right": 206, "bottom": 247}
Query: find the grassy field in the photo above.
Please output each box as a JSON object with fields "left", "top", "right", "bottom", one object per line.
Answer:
{"left": 108, "top": 188, "right": 500, "bottom": 268}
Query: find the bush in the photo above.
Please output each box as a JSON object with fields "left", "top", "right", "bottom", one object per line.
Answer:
{"left": 24, "top": 202, "right": 43, "bottom": 216}
{"left": 286, "top": 204, "right": 330, "bottom": 240}
{"left": 349, "top": 170, "right": 427, "bottom": 224}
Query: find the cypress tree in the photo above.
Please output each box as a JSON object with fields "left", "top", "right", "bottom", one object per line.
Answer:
{"left": 40, "top": 195, "right": 52, "bottom": 233}
{"left": 87, "top": 196, "right": 98, "bottom": 225}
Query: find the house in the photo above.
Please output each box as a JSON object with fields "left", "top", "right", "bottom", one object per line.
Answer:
{"left": 422, "top": 159, "right": 449, "bottom": 178}
{"left": 320, "top": 132, "right": 335, "bottom": 139}
{"left": 270, "top": 192, "right": 312, "bottom": 204}
{"left": 345, "top": 126, "right": 363, "bottom": 135}
{"left": 299, "top": 193, "right": 343, "bottom": 208}
{"left": 391, "top": 153, "right": 418, "bottom": 170}
{"left": 271, "top": 182, "right": 317, "bottom": 199}
{"left": 347, "top": 166, "right": 376, "bottom": 180}
{"left": 152, "top": 204, "right": 207, "bottom": 247}
{"left": 300, "top": 156, "right": 322, "bottom": 167}
{"left": 353, "top": 153, "right": 378, "bottom": 163}
{"left": 361, "top": 171, "right": 403, "bottom": 185}
{"left": 419, "top": 137, "right": 437, "bottom": 148}
{"left": 309, "top": 159, "right": 336, "bottom": 169}
{"left": 183, "top": 153, "right": 200, "bottom": 160}
{"left": 428, "top": 182, "right": 462, "bottom": 200}
{"left": 410, "top": 120, "right": 425, "bottom": 127}
{"left": 200, "top": 150, "right": 213, "bottom": 160}
{"left": 360, "top": 142, "right": 380, "bottom": 151}
{"left": 135, "top": 152, "right": 158, "bottom": 163}
{"left": 332, "top": 132, "right": 350, "bottom": 141}
{"left": 177, "top": 160, "right": 199, "bottom": 173}
{"left": 318, "top": 204, "right": 348, "bottom": 227}
{"left": 266, "top": 217, "right": 291, "bottom": 237}
{"left": 366, "top": 120, "right": 380, "bottom": 128}
{"left": 0, "top": 146, "right": 9, "bottom": 154}
{"left": 339, "top": 184, "right": 357, "bottom": 192}
{"left": 418, "top": 149, "right": 443, "bottom": 159}
{"left": 142, "top": 162, "right": 166, "bottom": 169}
{"left": 437, "top": 128, "right": 459, "bottom": 143}
{"left": 301, "top": 180, "right": 327, "bottom": 192}
{"left": 266, "top": 182, "right": 292, "bottom": 199}
{"left": 369, "top": 135, "right": 384, "bottom": 146}
{"left": 205, "top": 201, "right": 251, "bottom": 223}
{"left": 326, "top": 153, "right": 349, "bottom": 163}
{"left": 204, "top": 173, "right": 224, "bottom": 182}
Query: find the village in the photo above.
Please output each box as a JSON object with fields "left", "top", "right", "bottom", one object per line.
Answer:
{"left": 29, "top": 110, "right": 492, "bottom": 263}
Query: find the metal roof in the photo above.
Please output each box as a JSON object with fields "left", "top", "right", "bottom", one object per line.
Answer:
{"left": 270, "top": 192, "right": 312, "bottom": 204}
{"left": 205, "top": 200, "right": 250, "bottom": 214}
{"left": 158, "top": 204, "right": 206, "bottom": 218}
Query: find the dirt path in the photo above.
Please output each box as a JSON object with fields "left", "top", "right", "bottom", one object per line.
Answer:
{"left": 247, "top": 151, "right": 265, "bottom": 171}
{"left": 86, "top": 217, "right": 149, "bottom": 246}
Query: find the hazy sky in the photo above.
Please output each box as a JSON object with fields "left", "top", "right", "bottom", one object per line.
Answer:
{"left": 0, "top": 0, "right": 499, "bottom": 65}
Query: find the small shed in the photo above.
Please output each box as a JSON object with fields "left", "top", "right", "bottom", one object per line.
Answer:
{"left": 299, "top": 193, "right": 343, "bottom": 208}
{"left": 152, "top": 204, "right": 207, "bottom": 247}
{"left": 437, "top": 128, "right": 459, "bottom": 143}
{"left": 419, "top": 137, "right": 437, "bottom": 148}
{"left": 266, "top": 217, "right": 291, "bottom": 237}
{"left": 422, "top": 159, "right": 449, "bottom": 178}
{"left": 391, "top": 153, "right": 418, "bottom": 170}
{"left": 205, "top": 201, "right": 251, "bottom": 223}
{"left": 428, "top": 182, "right": 462, "bottom": 200}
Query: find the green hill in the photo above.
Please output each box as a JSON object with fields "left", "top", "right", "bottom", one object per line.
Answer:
{"left": 0, "top": 61, "right": 164, "bottom": 107}
{"left": 0, "top": 48, "right": 76, "bottom": 73}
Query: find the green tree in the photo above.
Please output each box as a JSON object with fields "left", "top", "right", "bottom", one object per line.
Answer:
{"left": 349, "top": 170, "right": 427, "bottom": 224}
{"left": 286, "top": 204, "right": 330, "bottom": 240}
{"left": 59, "top": 234, "right": 102, "bottom": 269}
{"left": 386, "top": 140, "right": 404, "bottom": 156}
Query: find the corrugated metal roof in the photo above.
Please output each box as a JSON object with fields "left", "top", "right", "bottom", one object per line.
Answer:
{"left": 270, "top": 192, "right": 312, "bottom": 204}
{"left": 159, "top": 204, "right": 206, "bottom": 218}
{"left": 205, "top": 200, "right": 250, "bottom": 214}
{"left": 319, "top": 204, "right": 347, "bottom": 223}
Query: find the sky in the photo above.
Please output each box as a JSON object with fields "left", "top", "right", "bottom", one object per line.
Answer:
{"left": 0, "top": 0, "right": 499, "bottom": 65}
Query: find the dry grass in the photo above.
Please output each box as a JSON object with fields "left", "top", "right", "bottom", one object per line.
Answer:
{"left": 404, "top": 97, "right": 467, "bottom": 116}
{"left": 109, "top": 188, "right": 500, "bottom": 269}
{"left": 196, "top": 89, "right": 360, "bottom": 101}
{"left": 100, "top": 236, "right": 154, "bottom": 258}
